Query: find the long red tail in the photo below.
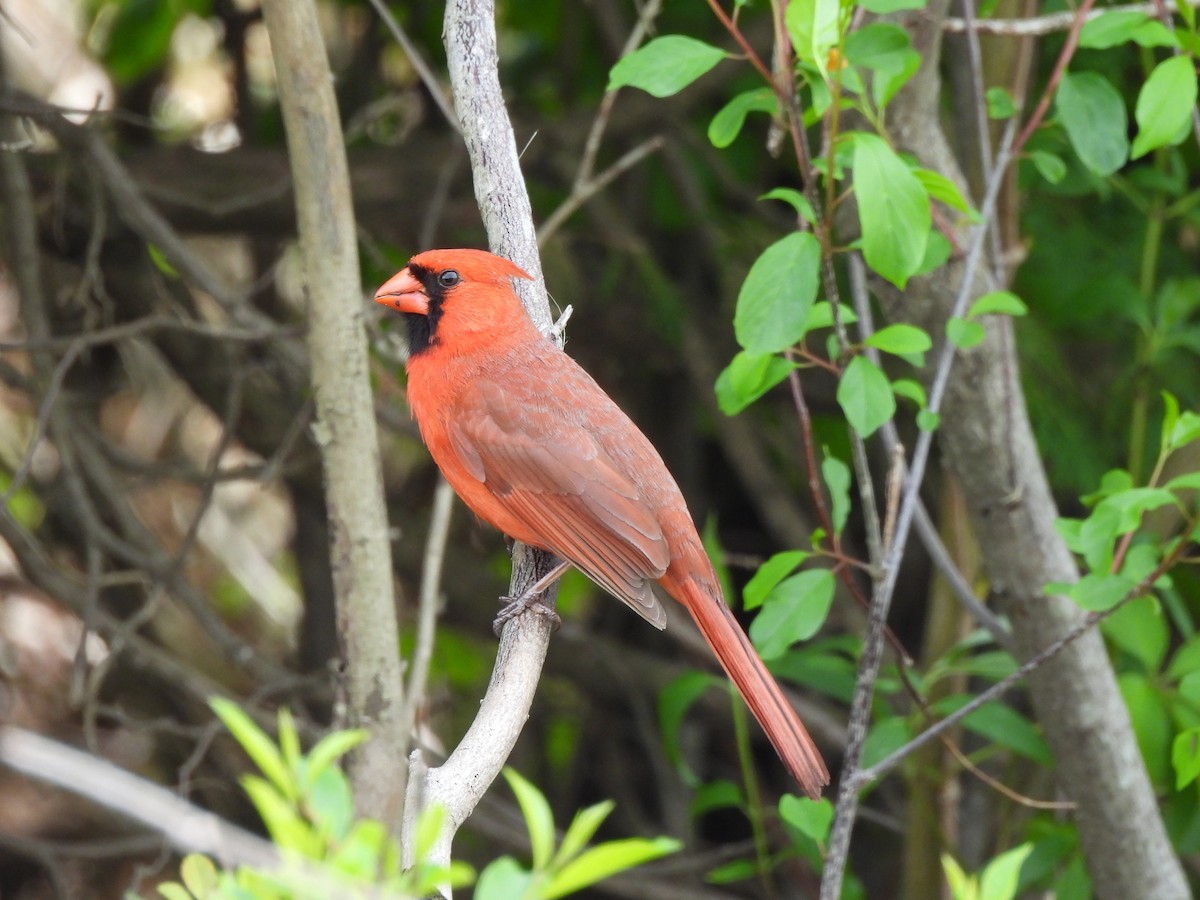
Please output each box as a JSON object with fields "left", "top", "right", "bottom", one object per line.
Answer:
{"left": 673, "top": 577, "right": 830, "bottom": 799}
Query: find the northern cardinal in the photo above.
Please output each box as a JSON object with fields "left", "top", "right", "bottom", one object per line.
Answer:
{"left": 375, "top": 248, "right": 829, "bottom": 798}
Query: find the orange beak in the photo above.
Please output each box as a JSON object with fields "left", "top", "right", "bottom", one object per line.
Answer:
{"left": 374, "top": 267, "right": 428, "bottom": 315}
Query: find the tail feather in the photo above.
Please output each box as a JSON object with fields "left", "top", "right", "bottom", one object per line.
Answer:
{"left": 676, "top": 578, "right": 830, "bottom": 799}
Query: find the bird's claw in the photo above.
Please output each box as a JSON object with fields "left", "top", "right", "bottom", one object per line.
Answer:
{"left": 494, "top": 591, "right": 561, "bottom": 636}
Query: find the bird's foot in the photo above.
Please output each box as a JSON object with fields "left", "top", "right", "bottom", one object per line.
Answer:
{"left": 493, "top": 590, "right": 561, "bottom": 636}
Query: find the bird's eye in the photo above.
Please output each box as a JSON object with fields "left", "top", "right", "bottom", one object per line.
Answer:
{"left": 438, "top": 270, "right": 461, "bottom": 288}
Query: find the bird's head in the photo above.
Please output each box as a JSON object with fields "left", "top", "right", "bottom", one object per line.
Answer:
{"left": 374, "top": 249, "right": 533, "bottom": 356}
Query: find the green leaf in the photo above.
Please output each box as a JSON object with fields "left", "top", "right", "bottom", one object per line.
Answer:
{"left": 240, "top": 775, "right": 321, "bottom": 857}
{"left": 942, "top": 854, "right": 976, "bottom": 900}
{"left": 804, "top": 301, "right": 859, "bottom": 330}
{"left": 306, "top": 765, "right": 355, "bottom": 841}
{"left": 986, "top": 87, "right": 1017, "bottom": 119}
{"left": 915, "top": 230, "right": 952, "bottom": 276}
{"left": 475, "top": 857, "right": 533, "bottom": 900}
{"left": 157, "top": 886, "right": 195, "bottom": 900}
{"left": 822, "top": 454, "right": 852, "bottom": 536}
{"left": 843, "top": 23, "right": 910, "bottom": 70}
{"left": 1168, "top": 411, "right": 1200, "bottom": 451}
{"left": 1167, "top": 634, "right": 1200, "bottom": 679}
{"left": 706, "top": 858, "right": 759, "bottom": 884}
{"left": 503, "top": 768, "right": 556, "bottom": 871}
{"left": 414, "top": 804, "right": 447, "bottom": 863}
{"left": 785, "top": 0, "right": 841, "bottom": 80}
{"left": 864, "top": 323, "right": 933, "bottom": 355}
{"left": 1097, "top": 487, "right": 1177, "bottom": 533}
{"left": 304, "top": 729, "right": 369, "bottom": 789}
{"left": 1173, "top": 727, "right": 1200, "bottom": 789}
{"left": 659, "top": 672, "right": 722, "bottom": 782}
{"left": 1079, "top": 11, "right": 1151, "bottom": 48}
{"left": 1029, "top": 150, "right": 1067, "bottom": 184}
{"left": 858, "top": 0, "right": 928, "bottom": 13}
{"left": 760, "top": 187, "right": 816, "bottom": 225}
{"left": 961, "top": 701, "right": 1054, "bottom": 766}
{"left": 778, "top": 794, "right": 834, "bottom": 842}
{"left": 545, "top": 837, "right": 682, "bottom": 899}
{"left": 968, "top": 291, "right": 1028, "bottom": 318}
{"left": 891, "top": 377, "right": 927, "bottom": 408}
{"left": 872, "top": 46, "right": 922, "bottom": 109}
{"left": 1101, "top": 596, "right": 1168, "bottom": 673}
{"left": 180, "top": 854, "right": 220, "bottom": 897}
{"left": 914, "top": 169, "right": 975, "bottom": 215}
{"left": 978, "top": 843, "right": 1035, "bottom": 900}
{"left": 1131, "top": 56, "right": 1198, "bottom": 159}
{"left": 607, "top": 36, "right": 726, "bottom": 98}
{"left": 709, "top": 88, "right": 778, "bottom": 148}
{"left": 946, "top": 317, "right": 985, "bottom": 349}
{"left": 147, "top": 244, "right": 180, "bottom": 278}
{"left": 689, "top": 779, "right": 744, "bottom": 817}
{"left": 555, "top": 800, "right": 615, "bottom": 868}
{"left": 1179, "top": 0, "right": 1196, "bottom": 30}
{"left": 1166, "top": 472, "right": 1200, "bottom": 492}
{"left": 734, "top": 232, "right": 822, "bottom": 352}
{"left": 917, "top": 409, "right": 941, "bottom": 431}
{"left": 105, "top": 0, "right": 192, "bottom": 85}
{"left": 837, "top": 356, "right": 896, "bottom": 437}
{"left": 852, "top": 133, "right": 930, "bottom": 287}
{"left": 862, "top": 716, "right": 912, "bottom": 769}
{"left": 715, "top": 350, "right": 797, "bottom": 415}
{"left": 1119, "top": 672, "right": 1173, "bottom": 786}
{"left": 744, "top": 550, "right": 811, "bottom": 610}
{"left": 277, "top": 708, "right": 301, "bottom": 778}
{"left": 749, "top": 569, "right": 836, "bottom": 658}
{"left": 1056, "top": 72, "right": 1129, "bottom": 176}
{"left": 210, "top": 698, "right": 295, "bottom": 803}
{"left": 1068, "top": 573, "right": 1135, "bottom": 612}
{"left": 1134, "top": 19, "right": 1179, "bottom": 46}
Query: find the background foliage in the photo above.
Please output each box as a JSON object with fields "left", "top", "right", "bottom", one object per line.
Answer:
{"left": 0, "top": 0, "right": 1198, "bottom": 897}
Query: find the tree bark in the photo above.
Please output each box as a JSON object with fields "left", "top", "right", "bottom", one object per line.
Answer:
{"left": 260, "top": 0, "right": 407, "bottom": 824}
{"left": 879, "top": 3, "right": 1188, "bottom": 895}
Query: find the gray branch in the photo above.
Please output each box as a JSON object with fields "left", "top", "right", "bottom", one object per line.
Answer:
{"left": 396, "top": 0, "right": 563, "bottom": 888}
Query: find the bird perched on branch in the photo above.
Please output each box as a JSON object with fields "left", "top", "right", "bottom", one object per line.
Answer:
{"left": 375, "top": 248, "right": 829, "bottom": 798}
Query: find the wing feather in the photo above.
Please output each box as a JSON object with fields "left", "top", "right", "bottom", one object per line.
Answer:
{"left": 451, "top": 373, "right": 670, "bottom": 627}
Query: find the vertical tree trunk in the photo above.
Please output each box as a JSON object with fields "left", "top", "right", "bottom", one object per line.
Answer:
{"left": 261, "top": 0, "right": 408, "bottom": 824}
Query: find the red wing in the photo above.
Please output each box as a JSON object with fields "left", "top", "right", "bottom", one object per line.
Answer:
{"left": 450, "top": 378, "right": 670, "bottom": 628}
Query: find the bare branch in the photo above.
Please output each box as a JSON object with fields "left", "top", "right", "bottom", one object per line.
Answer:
{"left": 364, "top": 0, "right": 460, "bottom": 135}
{"left": 399, "top": 478, "right": 455, "bottom": 754}
{"left": 260, "top": 0, "right": 407, "bottom": 823}
{"left": 820, "top": 121, "right": 1018, "bottom": 900}
{"left": 0, "top": 727, "right": 279, "bottom": 869}
{"left": 941, "top": 0, "right": 1200, "bottom": 35}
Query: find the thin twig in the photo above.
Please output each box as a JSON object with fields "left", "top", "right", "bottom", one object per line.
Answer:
{"left": 1148, "top": 0, "right": 1200, "bottom": 152}
{"left": 538, "top": 136, "right": 665, "bottom": 245}
{"left": 820, "top": 120, "right": 1017, "bottom": 900}
{"left": 0, "top": 726, "right": 398, "bottom": 899}
{"left": 1011, "top": 0, "right": 1097, "bottom": 156}
{"left": 0, "top": 315, "right": 296, "bottom": 352}
{"left": 364, "top": 0, "right": 461, "bottom": 134}
{"left": 851, "top": 514, "right": 1194, "bottom": 789}
{"left": 959, "top": 0, "right": 1006, "bottom": 283}
{"left": 399, "top": 478, "right": 455, "bottom": 756}
{"left": 847, "top": 253, "right": 1013, "bottom": 650}
{"left": 574, "top": 0, "right": 664, "bottom": 188}
{"left": 942, "top": 0, "right": 1199, "bottom": 35}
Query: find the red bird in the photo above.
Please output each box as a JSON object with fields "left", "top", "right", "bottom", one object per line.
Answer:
{"left": 375, "top": 248, "right": 829, "bottom": 798}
